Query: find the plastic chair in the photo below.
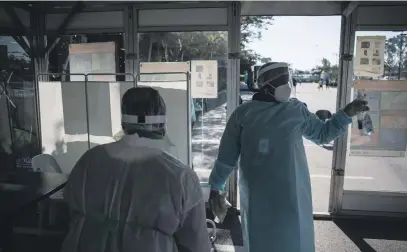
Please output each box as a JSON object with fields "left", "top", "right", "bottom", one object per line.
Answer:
{"left": 29, "top": 154, "right": 64, "bottom": 235}
{"left": 31, "top": 154, "right": 63, "bottom": 174}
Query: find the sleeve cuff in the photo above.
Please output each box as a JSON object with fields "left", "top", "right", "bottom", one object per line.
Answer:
{"left": 334, "top": 109, "right": 353, "bottom": 125}
{"left": 208, "top": 160, "right": 233, "bottom": 191}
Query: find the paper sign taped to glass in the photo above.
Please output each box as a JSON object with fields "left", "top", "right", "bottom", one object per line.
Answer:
{"left": 354, "top": 36, "right": 386, "bottom": 77}
{"left": 190, "top": 60, "right": 218, "bottom": 99}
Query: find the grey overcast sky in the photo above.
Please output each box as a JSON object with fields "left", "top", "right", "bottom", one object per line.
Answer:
{"left": 247, "top": 16, "right": 402, "bottom": 71}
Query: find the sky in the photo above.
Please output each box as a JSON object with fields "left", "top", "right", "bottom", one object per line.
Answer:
{"left": 247, "top": 16, "right": 401, "bottom": 71}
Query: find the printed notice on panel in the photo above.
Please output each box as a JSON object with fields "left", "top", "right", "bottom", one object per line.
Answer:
{"left": 190, "top": 60, "right": 218, "bottom": 98}
{"left": 69, "top": 42, "right": 116, "bottom": 81}
{"left": 350, "top": 80, "right": 407, "bottom": 157}
{"left": 354, "top": 36, "right": 386, "bottom": 78}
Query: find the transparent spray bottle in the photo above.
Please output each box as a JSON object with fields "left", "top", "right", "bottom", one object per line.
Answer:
{"left": 356, "top": 90, "right": 374, "bottom": 136}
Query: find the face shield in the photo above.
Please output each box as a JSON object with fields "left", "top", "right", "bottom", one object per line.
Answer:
{"left": 257, "top": 62, "right": 292, "bottom": 102}
{"left": 121, "top": 87, "right": 167, "bottom": 139}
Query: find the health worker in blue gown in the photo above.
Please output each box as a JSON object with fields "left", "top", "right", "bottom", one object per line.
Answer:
{"left": 208, "top": 62, "right": 369, "bottom": 252}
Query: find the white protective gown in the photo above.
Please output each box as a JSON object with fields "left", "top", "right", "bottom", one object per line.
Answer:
{"left": 61, "top": 134, "right": 211, "bottom": 252}
{"left": 209, "top": 99, "right": 352, "bottom": 252}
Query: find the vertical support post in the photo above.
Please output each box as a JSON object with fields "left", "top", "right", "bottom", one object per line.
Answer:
{"left": 133, "top": 5, "right": 140, "bottom": 80}
{"left": 124, "top": 5, "right": 134, "bottom": 82}
{"left": 124, "top": 5, "right": 139, "bottom": 84}
{"left": 31, "top": 5, "right": 47, "bottom": 153}
{"left": 226, "top": 1, "right": 241, "bottom": 207}
{"left": 328, "top": 12, "right": 356, "bottom": 214}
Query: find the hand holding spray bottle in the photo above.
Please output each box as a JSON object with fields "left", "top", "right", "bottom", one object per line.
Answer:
{"left": 356, "top": 90, "right": 374, "bottom": 136}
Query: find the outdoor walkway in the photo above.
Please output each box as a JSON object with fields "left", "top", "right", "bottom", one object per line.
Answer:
{"left": 192, "top": 84, "right": 407, "bottom": 213}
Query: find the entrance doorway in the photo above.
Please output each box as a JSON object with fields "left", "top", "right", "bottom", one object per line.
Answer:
{"left": 241, "top": 16, "right": 342, "bottom": 213}
{"left": 138, "top": 31, "right": 228, "bottom": 187}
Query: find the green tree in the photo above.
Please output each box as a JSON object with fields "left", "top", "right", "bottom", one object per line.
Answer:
{"left": 331, "top": 64, "right": 339, "bottom": 80}
{"left": 240, "top": 16, "right": 273, "bottom": 65}
{"left": 384, "top": 34, "right": 407, "bottom": 79}
{"left": 139, "top": 32, "right": 228, "bottom": 62}
{"left": 317, "top": 58, "right": 331, "bottom": 72}
{"left": 260, "top": 57, "right": 272, "bottom": 64}
{"left": 316, "top": 58, "right": 341, "bottom": 81}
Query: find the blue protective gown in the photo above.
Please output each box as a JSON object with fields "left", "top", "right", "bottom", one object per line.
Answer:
{"left": 209, "top": 99, "right": 352, "bottom": 252}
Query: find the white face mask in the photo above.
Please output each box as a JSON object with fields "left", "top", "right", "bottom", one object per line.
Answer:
{"left": 264, "top": 83, "right": 292, "bottom": 102}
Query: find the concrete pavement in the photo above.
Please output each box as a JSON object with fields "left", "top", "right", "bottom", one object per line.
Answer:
{"left": 193, "top": 83, "right": 407, "bottom": 212}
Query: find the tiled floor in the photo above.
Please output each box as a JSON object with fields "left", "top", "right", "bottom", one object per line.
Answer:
{"left": 11, "top": 216, "right": 407, "bottom": 252}
{"left": 207, "top": 209, "right": 407, "bottom": 252}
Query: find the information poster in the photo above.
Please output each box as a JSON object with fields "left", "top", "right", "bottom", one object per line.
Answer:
{"left": 190, "top": 60, "right": 218, "bottom": 98}
{"left": 354, "top": 36, "right": 386, "bottom": 78}
{"left": 350, "top": 80, "right": 407, "bottom": 157}
{"left": 69, "top": 42, "right": 116, "bottom": 81}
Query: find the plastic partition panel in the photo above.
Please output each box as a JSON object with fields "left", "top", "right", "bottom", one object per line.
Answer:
{"left": 138, "top": 8, "right": 227, "bottom": 27}
{"left": 137, "top": 78, "right": 190, "bottom": 166}
{"left": 86, "top": 81, "right": 134, "bottom": 148}
{"left": 38, "top": 81, "right": 89, "bottom": 174}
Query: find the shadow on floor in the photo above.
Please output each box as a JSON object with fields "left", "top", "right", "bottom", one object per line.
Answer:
{"left": 334, "top": 218, "right": 407, "bottom": 252}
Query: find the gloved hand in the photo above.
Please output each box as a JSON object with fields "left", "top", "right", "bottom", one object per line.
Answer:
{"left": 343, "top": 99, "right": 370, "bottom": 117}
{"left": 209, "top": 190, "right": 232, "bottom": 224}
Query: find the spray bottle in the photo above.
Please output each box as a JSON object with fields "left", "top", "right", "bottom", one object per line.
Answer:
{"left": 356, "top": 89, "right": 374, "bottom": 136}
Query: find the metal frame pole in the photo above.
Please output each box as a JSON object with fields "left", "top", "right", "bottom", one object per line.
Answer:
{"left": 328, "top": 12, "right": 357, "bottom": 215}
{"left": 226, "top": 1, "right": 241, "bottom": 208}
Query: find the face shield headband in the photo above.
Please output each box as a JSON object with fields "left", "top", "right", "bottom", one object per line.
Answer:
{"left": 121, "top": 114, "right": 167, "bottom": 131}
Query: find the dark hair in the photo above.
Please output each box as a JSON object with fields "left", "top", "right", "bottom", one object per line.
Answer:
{"left": 121, "top": 87, "right": 166, "bottom": 139}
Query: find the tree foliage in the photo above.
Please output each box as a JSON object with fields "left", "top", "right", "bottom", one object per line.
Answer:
{"left": 138, "top": 32, "right": 228, "bottom": 62}
{"left": 260, "top": 57, "right": 272, "bottom": 64}
{"left": 317, "top": 58, "right": 332, "bottom": 72}
{"left": 384, "top": 34, "right": 407, "bottom": 78}
{"left": 240, "top": 16, "right": 273, "bottom": 65}
{"left": 136, "top": 16, "right": 273, "bottom": 65}
{"left": 315, "top": 58, "right": 339, "bottom": 80}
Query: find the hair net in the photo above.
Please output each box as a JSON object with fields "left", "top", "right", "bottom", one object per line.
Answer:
{"left": 257, "top": 62, "right": 291, "bottom": 90}
{"left": 121, "top": 87, "right": 166, "bottom": 139}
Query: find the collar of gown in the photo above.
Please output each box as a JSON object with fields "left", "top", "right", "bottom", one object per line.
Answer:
{"left": 120, "top": 133, "right": 175, "bottom": 149}
{"left": 252, "top": 92, "right": 277, "bottom": 102}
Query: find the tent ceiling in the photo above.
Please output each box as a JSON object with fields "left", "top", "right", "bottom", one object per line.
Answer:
{"left": 1, "top": 1, "right": 407, "bottom": 35}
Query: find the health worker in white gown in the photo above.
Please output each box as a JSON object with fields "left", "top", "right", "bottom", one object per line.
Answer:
{"left": 61, "top": 87, "right": 211, "bottom": 252}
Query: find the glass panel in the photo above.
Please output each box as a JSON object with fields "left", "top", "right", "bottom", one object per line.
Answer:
{"left": 35, "top": 33, "right": 126, "bottom": 174}
{"left": 37, "top": 80, "right": 88, "bottom": 174}
{"left": 344, "top": 31, "right": 407, "bottom": 194}
{"left": 138, "top": 31, "right": 228, "bottom": 184}
{"left": 48, "top": 33, "right": 125, "bottom": 81}
{"left": 0, "top": 36, "right": 37, "bottom": 173}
